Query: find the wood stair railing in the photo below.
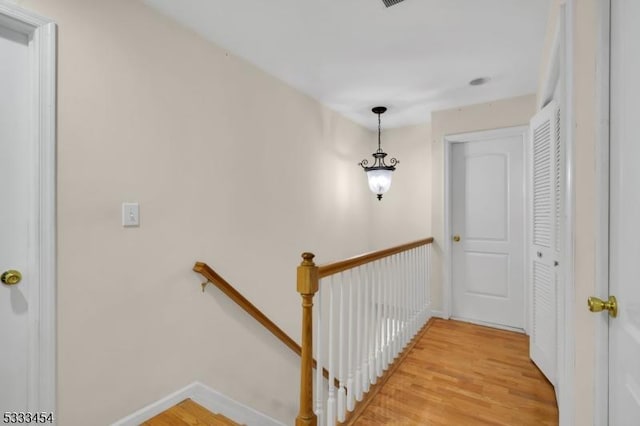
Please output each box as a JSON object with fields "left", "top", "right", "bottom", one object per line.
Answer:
{"left": 194, "top": 261, "right": 301, "bottom": 355}
{"left": 296, "top": 238, "right": 433, "bottom": 426}
{"left": 193, "top": 237, "right": 433, "bottom": 426}
{"left": 193, "top": 261, "right": 336, "bottom": 386}
{"left": 317, "top": 237, "right": 433, "bottom": 278}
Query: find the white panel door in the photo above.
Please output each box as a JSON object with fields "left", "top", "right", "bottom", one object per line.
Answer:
{"left": 609, "top": 0, "right": 640, "bottom": 423}
{"left": 0, "top": 24, "right": 32, "bottom": 411}
{"left": 451, "top": 130, "right": 525, "bottom": 329}
{"left": 528, "top": 101, "right": 560, "bottom": 385}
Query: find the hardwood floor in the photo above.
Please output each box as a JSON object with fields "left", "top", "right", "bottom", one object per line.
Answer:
{"left": 353, "top": 319, "right": 558, "bottom": 426}
{"left": 142, "top": 399, "right": 241, "bottom": 426}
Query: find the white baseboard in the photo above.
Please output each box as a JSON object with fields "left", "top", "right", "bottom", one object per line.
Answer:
{"left": 111, "top": 382, "right": 285, "bottom": 426}
{"left": 450, "top": 315, "right": 526, "bottom": 334}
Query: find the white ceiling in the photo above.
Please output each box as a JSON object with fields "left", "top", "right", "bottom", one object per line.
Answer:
{"left": 143, "top": 0, "right": 551, "bottom": 129}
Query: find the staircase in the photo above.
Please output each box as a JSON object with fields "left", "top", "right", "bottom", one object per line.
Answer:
{"left": 142, "top": 399, "right": 241, "bottom": 426}
{"left": 192, "top": 237, "right": 434, "bottom": 425}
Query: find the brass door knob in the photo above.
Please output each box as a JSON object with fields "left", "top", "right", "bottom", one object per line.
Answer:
{"left": 588, "top": 295, "right": 617, "bottom": 318}
{"left": 453, "top": 235, "right": 461, "bottom": 242}
{"left": 1, "top": 270, "right": 22, "bottom": 286}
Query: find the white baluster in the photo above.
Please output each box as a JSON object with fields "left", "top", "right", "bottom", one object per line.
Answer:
{"left": 392, "top": 255, "right": 397, "bottom": 355}
{"left": 427, "top": 244, "right": 431, "bottom": 313}
{"left": 384, "top": 257, "right": 388, "bottom": 366}
{"left": 372, "top": 260, "right": 378, "bottom": 378}
{"left": 418, "top": 247, "right": 427, "bottom": 322}
{"left": 411, "top": 248, "right": 417, "bottom": 336}
{"left": 327, "top": 276, "right": 336, "bottom": 426}
{"left": 355, "top": 266, "right": 363, "bottom": 401}
{"left": 388, "top": 257, "right": 394, "bottom": 366}
{"left": 400, "top": 252, "right": 406, "bottom": 347}
{"left": 372, "top": 260, "right": 379, "bottom": 379}
{"left": 407, "top": 251, "right": 412, "bottom": 339}
{"left": 388, "top": 256, "right": 392, "bottom": 358}
{"left": 364, "top": 263, "right": 372, "bottom": 390}
{"left": 398, "top": 253, "right": 404, "bottom": 348}
{"left": 391, "top": 254, "right": 400, "bottom": 358}
{"left": 407, "top": 252, "right": 413, "bottom": 340}
{"left": 376, "top": 259, "right": 384, "bottom": 377}
{"left": 315, "top": 280, "right": 324, "bottom": 426}
{"left": 422, "top": 245, "right": 427, "bottom": 323}
{"left": 405, "top": 251, "right": 410, "bottom": 339}
{"left": 377, "top": 260, "right": 385, "bottom": 370}
{"left": 383, "top": 257, "right": 389, "bottom": 367}
{"left": 398, "top": 252, "right": 406, "bottom": 350}
{"left": 388, "top": 256, "right": 394, "bottom": 359}
{"left": 369, "top": 262, "right": 380, "bottom": 384}
{"left": 415, "top": 247, "right": 421, "bottom": 327}
{"left": 380, "top": 258, "right": 386, "bottom": 369}
{"left": 426, "top": 246, "right": 430, "bottom": 317}
{"left": 347, "top": 268, "right": 355, "bottom": 412}
{"left": 407, "top": 251, "right": 412, "bottom": 341}
{"left": 415, "top": 248, "right": 420, "bottom": 333}
{"left": 416, "top": 248, "right": 421, "bottom": 332}
{"left": 337, "top": 273, "right": 346, "bottom": 422}
{"left": 421, "top": 245, "right": 427, "bottom": 323}
{"left": 403, "top": 252, "right": 411, "bottom": 344}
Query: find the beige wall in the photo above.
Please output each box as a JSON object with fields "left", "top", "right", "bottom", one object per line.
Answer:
{"left": 369, "top": 123, "right": 432, "bottom": 251}
{"left": 537, "top": 0, "right": 563, "bottom": 106}
{"left": 429, "top": 95, "right": 536, "bottom": 313}
{"left": 15, "top": 0, "right": 417, "bottom": 423}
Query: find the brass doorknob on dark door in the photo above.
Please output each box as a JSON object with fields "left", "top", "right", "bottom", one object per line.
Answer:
{"left": 1, "top": 270, "right": 22, "bottom": 285}
{"left": 453, "top": 235, "right": 461, "bottom": 242}
{"left": 588, "top": 295, "right": 618, "bottom": 318}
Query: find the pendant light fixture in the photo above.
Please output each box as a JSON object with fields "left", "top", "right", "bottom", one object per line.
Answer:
{"left": 359, "top": 106, "right": 398, "bottom": 200}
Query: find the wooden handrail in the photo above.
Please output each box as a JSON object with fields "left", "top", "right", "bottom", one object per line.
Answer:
{"left": 318, "top": 237, "right": 433, "bottom": 278}
{"left": 194, "top": 261, "right": 301, "bottom": 355}
{"left": 193, "top": 261, "right": 337, "bottom": 388}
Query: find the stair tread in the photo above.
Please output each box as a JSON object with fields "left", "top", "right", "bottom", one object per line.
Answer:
{"left": 142, "top": 399, "right": 242, "bottom": 426}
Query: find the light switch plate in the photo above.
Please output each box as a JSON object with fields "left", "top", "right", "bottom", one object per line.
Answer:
{"left": 122, "top": 203, "right": 140, "bottom": 227}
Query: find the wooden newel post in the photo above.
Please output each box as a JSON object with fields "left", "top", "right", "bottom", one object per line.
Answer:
{"left": 296, "top": 252, "right": 319, "bottom": 426}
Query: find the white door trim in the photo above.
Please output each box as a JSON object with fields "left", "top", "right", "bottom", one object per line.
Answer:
{"left": 0, "top": 1, "right": 56, "bottom": 414}
{"left": 443, "top": 125, "right": 529, "bottom": 332}
{"left": 557, "top": 2, "right": 576, "bottom": 425}
{"left": 594, "top": 0, "right": 611, "bottom": 424}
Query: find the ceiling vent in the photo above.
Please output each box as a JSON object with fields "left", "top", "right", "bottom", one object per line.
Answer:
{"left": 382, "top": 0, "right": 405, "bottom": 7}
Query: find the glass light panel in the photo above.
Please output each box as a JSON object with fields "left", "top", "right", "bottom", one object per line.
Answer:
{"left": 366, "top": 169, "right": 393, "bottom": 195}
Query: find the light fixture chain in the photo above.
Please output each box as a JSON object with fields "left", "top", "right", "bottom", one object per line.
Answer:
{"left": 378, "top": 112, "right": 381, "bottom": 151}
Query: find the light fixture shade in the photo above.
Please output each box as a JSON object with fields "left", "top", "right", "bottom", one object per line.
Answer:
{"left": 366, "top": 169, "right": 393, "bottom": 198}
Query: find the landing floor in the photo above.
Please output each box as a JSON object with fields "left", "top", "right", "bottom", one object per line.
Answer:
{"left": 353, "top": 319, "right": 558, "bottom": 425}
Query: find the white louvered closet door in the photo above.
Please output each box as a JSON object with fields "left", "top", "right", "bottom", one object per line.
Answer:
{"left": 529, "top": 100, "right": 561, "bottom": 385}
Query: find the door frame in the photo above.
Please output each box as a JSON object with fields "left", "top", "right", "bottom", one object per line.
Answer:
{"left": 0, "top": 1, "right": 56, "bottom": 413}
{"left": 594, "top": 0, "right": 611, "bottom": 424}
{"left": 443, "top": 125, "right": 529, "bottom": 332}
